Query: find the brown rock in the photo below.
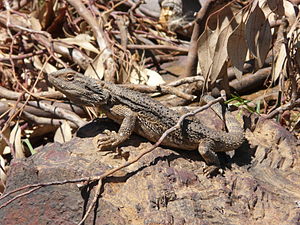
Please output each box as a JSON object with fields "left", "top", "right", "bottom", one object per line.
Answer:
{"left": 0, "top": 117, "right": 299, "bottom": 224}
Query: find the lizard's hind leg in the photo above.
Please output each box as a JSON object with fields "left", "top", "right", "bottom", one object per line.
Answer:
{"left": 198, "top": 138, "right": 221, "bottom": 176}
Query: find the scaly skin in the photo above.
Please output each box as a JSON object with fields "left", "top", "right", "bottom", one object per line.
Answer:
{"left": 48, "top": 69, "right": 244, "bottom": 171}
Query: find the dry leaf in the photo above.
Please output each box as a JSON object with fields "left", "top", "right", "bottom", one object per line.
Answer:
{"left": 246, "top": 3, "right": 271, "bottom": 67}
{"left": 60, "top": 34, "right": 100, "bottom": 54}
{"left": 46, "top": 6, "right": 67, "bottom": 36}
{"left": 54, "top": 121, "right": 72, "bottom": 144}
{"left": 129, "top": 65, "right": 148, "bottom": 84}
{"left": 267, "top": 0, "right": 284, "bottom": 16}
{"left": 0, "top": 127, "right": 10, "bottom": 155}
{"left": 29, "top": 15, "right": 42, "bottom": 31}
{"left": 256, "top": 19, "right": 272, "bottom": 68}
{"left": 33, "top": 55, "right": 57, "bottom": 74}
{"left": 207, "top": 27, "right": 220, "bottom": 61}
{"left": 0, "top": 11, "right": 30, "bottom": 28}
{"left": 30, "top": 125, "right": 57, "bottom": 138}
{"left": 198, "top": 2, "right": 240, "bottom": 84}
{"left": 4, "top": 123, "right": 25, "bottom": 159}
{"left": 84, "top": 51, "right": 110, "bottom": 80}
{"left": 283, "top": 0, "right": 297, "bottom": 24}
{"left": 227, "top": 22, "right": 247, "bottom": 80}
{"left": 273, "top": 17, "right": 299, "bottom": 81}
{"left": 36, "top": 0, "right": 55, "bottom": 30}
{"left": 146, "top": 69, "right": 165, "bottom": 86}
{"left": 127, "top": 58, "right": 165, "bottom": 85}
{"left": 0, "top": 155, "right": 6, "bottom": 193}
{"left": 12, "top": 123, "right": 25, "bottom": 159}
{"left": 198, "top": 28, "right": 214, "bottom": 79}
{"left": 246, "top": 2, "right": 263, "bottom": 56}
{"left": 294, "top": 47, "right": 300, "bottom": 69}
{"left": 273, "top": 43, "right": 287, "bottom": 82}
{"left": 209, "top": 23, "right": 234, "bottom": 84}
{"left": 207, "top": 2, "right": 235, "bottom": 31}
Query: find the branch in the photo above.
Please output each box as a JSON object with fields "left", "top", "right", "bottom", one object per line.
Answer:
{"left": 0, "top": 86, "right": 63, "bottom": 100}
{"left": 184, "top": 0, "right": 216, "bottom": 77}
{"left": 264, "top": 98, "right": 300, "bottom": 119}
{"left": 127, "top": 44, "right": 188, "bottom": 52}
{"left": 121, "top": 83, "right": 197, "bottom": 101}
{"left": 27, "top": 101, "right": 86, "bottom": 128}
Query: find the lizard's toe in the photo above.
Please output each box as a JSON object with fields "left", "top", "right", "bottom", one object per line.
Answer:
{"left": 203, "top": 165, "right": 221, "bottom": 177}
{"left": 93, "top": 131, "right": 122, "bottom": 150}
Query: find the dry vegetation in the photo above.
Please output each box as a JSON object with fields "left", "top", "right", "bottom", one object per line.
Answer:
{"left": 0, "top": 0, "right": 299, "bottom": 223}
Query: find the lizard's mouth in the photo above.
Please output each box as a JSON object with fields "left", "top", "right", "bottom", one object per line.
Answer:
{"left": 47, "top": 74, "right": 62, "bottom": 90}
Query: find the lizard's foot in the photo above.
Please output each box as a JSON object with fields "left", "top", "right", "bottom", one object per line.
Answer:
{"left": 94, "top": 130, "right": 124, "bottom": 151}
{"left": 198, "top": 139, "right": 222, "bottom": 177}
{"left": 203, "top": 165, "right": 222, "bottom": 177}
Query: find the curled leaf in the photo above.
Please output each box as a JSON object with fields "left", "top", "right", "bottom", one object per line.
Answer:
{"left": 6, "top": 123, "right": 25, "bottom": 159}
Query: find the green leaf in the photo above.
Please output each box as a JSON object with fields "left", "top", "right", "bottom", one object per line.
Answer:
{"left": 22, "top": 139, "right": 36, "bottom": 155}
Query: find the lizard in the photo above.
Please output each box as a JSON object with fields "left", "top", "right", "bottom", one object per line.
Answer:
{"left": 47, "top": 68, "right": 245, "bottom": 172}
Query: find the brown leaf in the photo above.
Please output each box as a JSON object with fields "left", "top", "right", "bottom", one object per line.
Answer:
{"left": 199, "top": 3, "right": 244, "bottom": 83}
{"left": 129, "top": 68, "right": 165, "bottom": 86}
{"left": 245, "top": 3, "right": 263, "bottom": 56}
{"left": 246, "top": 4, "right": 271, "bottom": 67}
{"left": 198, "top": 28, "right": 214, "bottom": 79}
{"left": 256, "top": 19, "right": 272, "bottom": 67}
{"left": 209, "top": 23, "right": 234, "bottom": 84}
{"left": 295, "top": 48, "right": 300, "bottom": 68}
{"left": 207, "top": 2, "right": 235, "bottom": 31}
{"left": 46, "top": 6, "right": 67, "bottom": 37}
{"left": 60, "top": 34, "right": 100, "bottom": 54}
{"left": 227, "top": 22, "right": 247, "bottom": 80}
{"left": 33, "top": 56, "right": 57, "bottom": 74}
{"left": 273, "top": 17, "right": 299, "bottom": 81}
{"left": 29, "top": 16, "right": 42, "bottom": 31}
{"left": 84, "top": 52, "right": 107, "bottom": 80}
{"left": 54, "top": 121, "right": 72, "bottom": 144}
{"left": 7, "top": 123, "right": 25, "bottom": 159}
{"left": 273, "top": 43, "right": 286, "bottom": 82}
{"left": 267, "top": 0, "right": 285, "bottom": 16}
{"left": 0, "top": 127, "right": 10, "bottom": 155}
{"left": 0, "top": 155, "right": 6, "bottom": 193}
{"left": 38, "top": 0, "right": 55, "bottom": 30}
{"left": 283, "top": 0, "right": 297, "bottom": 25}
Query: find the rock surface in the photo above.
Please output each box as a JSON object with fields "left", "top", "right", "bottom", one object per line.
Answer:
{"left": 0, "top": 116, "right": 299, "bottom": 225}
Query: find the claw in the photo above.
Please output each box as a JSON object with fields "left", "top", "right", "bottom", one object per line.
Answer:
{"left": 93, "top": 130, "right": 122, "bottom": 151}
{"left": 203, "top": 165, "right": 220, "bottom": 177}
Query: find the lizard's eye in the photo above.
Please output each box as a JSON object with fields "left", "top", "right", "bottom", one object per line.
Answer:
{"left": 66, "top": 73, "right": 74, "bottom": 81}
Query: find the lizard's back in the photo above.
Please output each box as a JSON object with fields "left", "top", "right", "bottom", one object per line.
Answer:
{"left": 102, "top": 82, "right": 244, "bottom": 151}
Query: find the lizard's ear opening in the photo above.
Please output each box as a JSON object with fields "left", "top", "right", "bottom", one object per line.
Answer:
{"left": 66, "top": 73, "right": 74, "bottom": 81}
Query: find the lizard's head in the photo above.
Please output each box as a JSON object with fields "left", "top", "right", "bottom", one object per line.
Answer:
{"left": 48, "top": 69, "right": 110, "bottom": 106}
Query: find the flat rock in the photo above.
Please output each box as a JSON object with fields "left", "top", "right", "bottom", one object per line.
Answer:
{"left": 0, "top": 117, "right": 299, "bottom": 224}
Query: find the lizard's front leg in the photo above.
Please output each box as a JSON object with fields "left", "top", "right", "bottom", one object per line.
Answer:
{"left": 95, "top": 105, "right": 137, "bottom": 150}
